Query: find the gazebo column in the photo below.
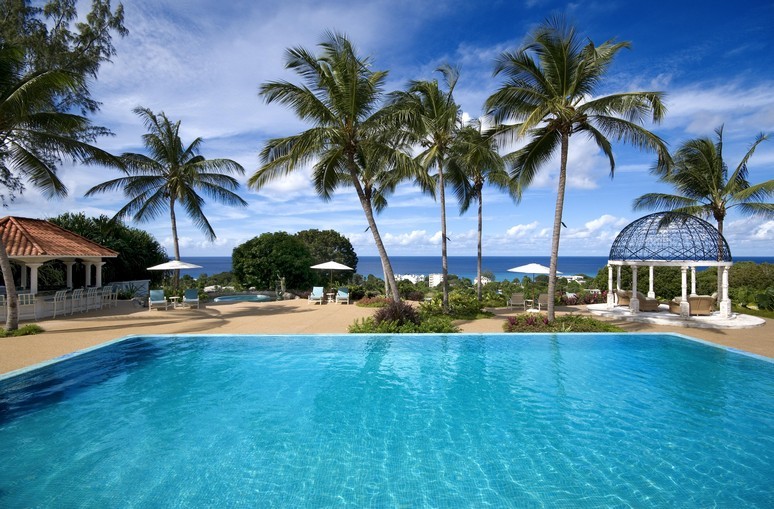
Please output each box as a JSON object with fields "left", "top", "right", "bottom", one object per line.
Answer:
{"left": 95, "top": 261, "right": 105, "bottom": 288}
{"left": 648, "top": 265, "right": 655, "bottom": 298}
{"left": 64, "top": 262, "right": 75, "bottom": 289}
{"left": 630, "top": 265, "right": 640, "bottom": 313}
{"left": 26, "top": 263, "right": 43, "bottom": 295}
{"left": 84, "top": 262, "right": 93, "bottom": 287}
{"left": 607, "top": 265, "right": 615, "bottom": 308}
{"left": 720, "top": 266, "right": 731, "bottom": 318}
{"left": 20, "top": 263, "right": 27, "bottom": 289}
{"left": 690, "top": 267, "right": 697, "bottom": 296}
{"left": 680, "top": 266, "right": 690, "bottom": 317}
{"left": 615, "top": 266, "right": 622, "bottom": 304}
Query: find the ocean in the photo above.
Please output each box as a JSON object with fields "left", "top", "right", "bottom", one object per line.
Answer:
{"left": 179, "top": 255, "right": 774, "bottom": 282}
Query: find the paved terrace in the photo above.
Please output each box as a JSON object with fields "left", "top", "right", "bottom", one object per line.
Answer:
{"left": 1, "top": 299, "right": 771, "bottom": 376}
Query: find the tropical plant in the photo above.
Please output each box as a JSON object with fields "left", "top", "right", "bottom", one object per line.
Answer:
{"left": 295, "top": 229, "right": 358, "bottom": 285}
{"left": 633, "top": 126, "right": 773, "bottom": 292}
{"left": 232, "top": 232, "right": 314, "bottom": 290}
{"left": 485, "top": 17, "right": 669, "bottom": 320}
{"left": 388, "top": 65, "right": 462, "bottom": 312}
{"left": 249, "top": 32, "right": 423, "bottom": 301}
{"left": 86, "top": 107, "right": 247, "bottom": 287}
{"left": 0, "top": 45, "right": 120, "bottom": 329}
{"left": 446, "top": 120, "right": 510, "bottom": 301}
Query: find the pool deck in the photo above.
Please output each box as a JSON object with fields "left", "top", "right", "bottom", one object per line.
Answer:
{"left": 0, "top": 298, "right": 771, "bottom": 375}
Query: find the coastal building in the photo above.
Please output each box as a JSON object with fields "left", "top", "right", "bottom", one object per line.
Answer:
{"left": 395, "top": 274, "right": 426, "bottom": 284}
{"left": 428, "top": 274, "right": 443, "bottom": 287}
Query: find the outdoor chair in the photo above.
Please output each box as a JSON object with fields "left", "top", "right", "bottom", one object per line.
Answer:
{"left": 183, "top": 288, "right": 200, "bottom": 309}
{"left": 615, "top": 289, "right": 631, "bottom": 306}
{"left": 18, "top": 293, "right": 36, "bottom": 321}
{"left": 86, "top": 287, "right": 100, "bottom": 311}
{"left": 308, "top": 286, "right": 324, "bottom": 305}
{"left": 101, "top": 286, "right": 117, "bottom": 309}
{"left": 149, "top": 289, "right": 169, "bottom": 311}
{"left": 688, "top": 295, "right": 715, "bottom": 316}
{"left": 669, "top": 298, "right": 683, "bottom": 314}
{"left": 335, "top": 287, "right": 350, "bottom": 304}
{"left": 507, "top": 293, "right": 527, "bottom": 310}
{"left": 634, "top": 291, "right": 660, "bottom": 312}
{"left": 70, "top": 288, "right": 85, "bottom": 314}
{"left": 536, "top": 293, "right": 550, "bottom": 311}
{"left": 52, "top": 290, "right": 68, "bottom": 318}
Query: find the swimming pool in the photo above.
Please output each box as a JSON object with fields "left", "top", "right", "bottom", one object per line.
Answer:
{"left": 0, "top": 334, "right": 771, "bottom": 507}
{"left": 212, "top": 294, "right": 272, "bottom": 303}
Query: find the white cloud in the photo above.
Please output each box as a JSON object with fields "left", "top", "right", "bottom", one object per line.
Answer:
{"left": 506, "top": 221, "right": 539, "bottom": 238}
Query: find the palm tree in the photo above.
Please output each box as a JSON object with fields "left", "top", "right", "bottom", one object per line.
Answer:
{"left": 249, "top": 32, "right": 421, "bottom": 301}
{"left": 86, "top": 107, "right": 247, "bottom": 287}
{"left": 633, "top": 125, "right": 773, "bottom": 292}
{"left": 485, "top": 17, "right": 669, "bottom": 320}
{"left": 446, "top": 121, "right": 510, "bottom": 301}
{"left": 0, "top": 45, "right": 119, "bottom": 329}
{"left": 388, "top": 65, "right": 462, "bottom": 312}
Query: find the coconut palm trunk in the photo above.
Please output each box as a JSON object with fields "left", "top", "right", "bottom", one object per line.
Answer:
{"left": 0, "top": 241, "right": 19, "bottom": 329}
{"left": 438, "top": 158, "right": 449, "bottom": 311}
{"left": 546, "top": 133, "right": 570, "bottom": 320}
{"left": 170, "top": 198, "right": 182, "bottom": 288}
{"left": 476, "top": 184, "right": 483, "bottom": 301}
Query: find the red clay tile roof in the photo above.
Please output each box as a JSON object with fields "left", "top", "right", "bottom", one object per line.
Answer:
{"left": 0, "top": 216, "right": 118, "bottom": 258}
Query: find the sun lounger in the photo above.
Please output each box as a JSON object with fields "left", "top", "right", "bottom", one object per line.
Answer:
{"left": 335, "top": 287, "right": 350, "bottom": 304}
{"left": 507, "top": 293, "right": 527, "bottom": 310}
{"left": 308, "top": 286, "right": 324, "bottom": 305}
{"left": 536, "top": 293, "right": 550, "bottom": 311}
{"left": 149, "top": 289, "right": 169, "bottom": 310}
{"left": 183, "top": 288, "right": 200, "bottom": 308}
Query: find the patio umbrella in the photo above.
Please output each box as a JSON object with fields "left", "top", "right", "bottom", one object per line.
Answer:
{"left": 147, "top": 260, "right": 203, "bottom": 271}
{"left": 507, "top": 263, "right": 562, "bottom": 304}
{"left": 310, "top": 261, "right": 353, "bottom": 287}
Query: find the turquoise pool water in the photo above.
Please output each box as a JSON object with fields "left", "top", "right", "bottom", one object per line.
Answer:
{"left": 213, "top": 294, "right": 272, "bottom": 303}
{"left": 0, "top": 334, "right": 771, "bottom": 507}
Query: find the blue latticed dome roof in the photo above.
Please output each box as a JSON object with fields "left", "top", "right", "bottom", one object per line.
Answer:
{"left": 609, "top": 212, "right": 731, "bottom": 263}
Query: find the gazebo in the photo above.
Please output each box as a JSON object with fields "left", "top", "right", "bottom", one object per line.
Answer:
{"left": 0, "top": 216, "right": 118, "bottom": 294}
{"left": 606, "top": 212, "right": 733, "bottom": 318}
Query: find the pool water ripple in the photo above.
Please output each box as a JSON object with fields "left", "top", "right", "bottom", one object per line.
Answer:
{"left": 0, "top": 333, "right": 772, "bottom": 507}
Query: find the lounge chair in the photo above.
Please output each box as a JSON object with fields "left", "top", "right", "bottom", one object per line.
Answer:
{"left": 86, "top": 287, "right": 100, "bottom": 311}
{"left": 669, "top": 298, "right": 683, "bottom": 314}
{"left": 70, "top": 288, "right": 85, "bottom": 314}
{"left": 634, "top": 291, "right": 660, "bottom": 312}
{"left": 615, "top": 289, "right": 631, "bottom": 306}
{"left": 52, "top": 290, "right": 68, "bottom": 318}
{"left": 536, "top": 293, "right": 550, "bottom": 311}
{"left": 687, "top": 295, "right": 715, "bottom": 316}
{"left": 149, "top": 289, "right": 169, "bottom": 311}
{"left": 18, "top": 293, "right": 36, "bottom": 320}
{"left": 507, "top": 293, "right": 526, "bottom": 310}
{"left": 308, "top": 286, "right": 324, "bottom": 305}
{"left": 183, "top": 288, "right": 200, "bottom": 309}
{"left": 335, "top": 287, "right": 350, "bottom": 304}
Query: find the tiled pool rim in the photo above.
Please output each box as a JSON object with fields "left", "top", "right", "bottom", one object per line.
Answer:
{"left": 2, "top": 331, "right": 771, "bottom": 383}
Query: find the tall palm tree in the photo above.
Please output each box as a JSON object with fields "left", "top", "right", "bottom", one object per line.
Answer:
{"left": 485, "top": 17, "right": 669, "bottom": 320}
{"left": 633, "top": 125, "right": 773, "bottom": 291}
{"left": 446, "top": 121, "right": 510, "bottom": 301}
{"left": 249, "top": 32, "right": 421, "bottom": 301}
{"left": 86, "top": 106, "right": 247, "bottom": 287}
{"left": 389, "top": 65, "right": 462, "bottom": 312}
{"left": 0, "top": 45, "right": 119, "bottom": 329}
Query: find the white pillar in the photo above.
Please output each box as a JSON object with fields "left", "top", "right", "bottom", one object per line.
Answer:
{"left": 690, "top": 267, "right": 697, "bottom": 296}
{"left": 26, "top": 263, "right": 43, "bottom": 295}
{"left": 607, "top": 265, "right": 615, "bottom": 308}
{"left": 615, "top": 266, "right": 622, "bottom": 304}
{"left": 20, "top": 263, "right": 27, "bottom": 289}
{"left": 630, "top": 265, "right": 640, "bottom": 313}
{"left": 680, "top": 266, "right": 690, "bottom": 317}
{"left": 85, "top": 262, "right": 93, "bottom": 287}
{"left": 648, "top": 265, "right": 655, "bottom": 298}
{"left": 96, "top": 261, "right": 105, "bottom": 288}
{"left": 65, "top": 262, "right": 75, "bottom": 289}
{"left": 720, "top": 266, "right": 731, "bottom": 318}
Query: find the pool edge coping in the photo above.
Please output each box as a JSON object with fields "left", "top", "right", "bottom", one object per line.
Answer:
{"left": 1, "top": 331, "right": 771, "bottom": 382}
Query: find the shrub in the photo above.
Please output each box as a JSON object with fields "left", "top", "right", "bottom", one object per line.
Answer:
{"left": 373, "top": 300, "right": 420, "bottom": 326}
{"left": 405, "top": 291, "right": 426, "bottom": 302}
{"left": 347, "top": 285, "right": 366, "bottom": 301}
{"left": 502, "top": 314, "right": 623, "bottom": 333}
{"left": 0, "top": 324, "right": 45, "bottom": 337}
{"left": 356, "top": 296, "right": 392, "bottom": 308}
{"left": 756, "top": 287, "right": 774, "bottom": 311}
{"left": 348, "top": 315, "right": 459, "bottom": 333}
{"left": 420, "top": 291, "right": 487, "bottom": 320}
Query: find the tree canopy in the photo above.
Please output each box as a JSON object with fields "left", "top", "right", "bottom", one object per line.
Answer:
{"left": 232, "top": 232, "right": 314, "bottom": 290}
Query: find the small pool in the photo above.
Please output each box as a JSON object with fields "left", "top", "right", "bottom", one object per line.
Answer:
{"left": 0, "top": 334, "right": 772, "bottom": 507}
{"left": 212, "top": 294, "right": 272, "bottom": 303}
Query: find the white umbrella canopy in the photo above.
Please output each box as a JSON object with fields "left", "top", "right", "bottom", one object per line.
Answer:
{"left": 508, "top": 263, "right": 562, "bottom": 306}
{"left": 310, "top": 261, "right": 353, "bottom": 287}
{"left": 148, "top": 260, "right": 203, "bottom": 271}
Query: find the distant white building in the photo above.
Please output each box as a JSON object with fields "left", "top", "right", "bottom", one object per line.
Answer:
{"left": 428, "top": 273, "right": 443, "bottom": 287}
{"left": 396, "top": 273, "right": 426, "bottom": 284}
{"left": 474, "top": 276, "right": 491, "bottom": 285}
{"left": 563, "top": 275, "right": 586, "bottom": 283}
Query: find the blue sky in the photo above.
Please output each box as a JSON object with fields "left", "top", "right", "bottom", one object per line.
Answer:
{"left": 11, "top": 0, "right": 774, "bottom": 257}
